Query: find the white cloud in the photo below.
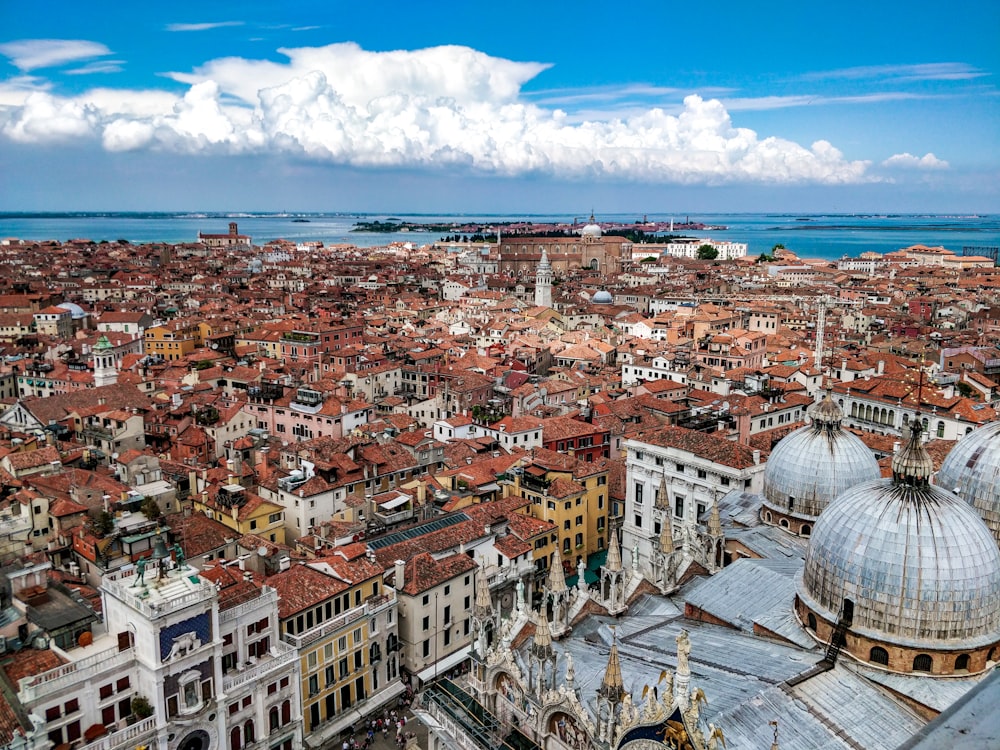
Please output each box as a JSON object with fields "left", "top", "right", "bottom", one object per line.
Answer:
{"left": 165, "top": 22, "right": 244, "bottom": 32}
{"left": 802, "top": 62, "right": 986, "bottom": 82}
{"left": 0, "top": 43, "right": 874, "bottom": 185}
{"left": 65, "top": 60, "right": 125, "bottom": 75}
{"left": 881, "top": 152, "right": 949, "bottom": 170}
{"left": 0, "top": 39, "right": 112, "bottom": 72}
{"left": 1, "top": 91, "right": 98, "bottom": 142}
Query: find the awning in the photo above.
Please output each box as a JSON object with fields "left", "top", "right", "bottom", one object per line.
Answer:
{"left": 303, "top": 681, "right": 407, "bottom": 748}
{"left": 566, "top": 569, "right": 599, "bottom": 588}
{"left": 586, "top": 549, "right": 609, "bottom": 571}
{"left": 414, "top": 644, "right": 471, "bottom": 684}
{"left": 378, "top": 495, "right": 410, "bottom": 510}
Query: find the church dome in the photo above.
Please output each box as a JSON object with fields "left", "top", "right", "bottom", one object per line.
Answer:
{"left": 762, "top": 391, "right": 880, "bottom": 520}
{"left": 59, "top": 302, "right": 87, "bottom": 320}
{"left": 580, "top": 213, "right": 602, "bottom": 238}
{"left": 934, "top": 420, "right": 1000, "bottom": 545}
{"left": 799, "top": 423, "right": 1000, "bottom": 651}
{"left": 591, "top": 290, "right": 613, "bottom": 304}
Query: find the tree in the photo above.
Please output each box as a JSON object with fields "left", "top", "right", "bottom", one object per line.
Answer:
{"left": 91, "top": 510, "right": 115, "bottom": 537}
{"left": 697, "top": 244, "right": 719, "bottom": 260}
{"left": 130, "top": 695, "right": 153, "bottom": 720}
{"left": 141, "top": 497, "right": 162, "bottom": 522}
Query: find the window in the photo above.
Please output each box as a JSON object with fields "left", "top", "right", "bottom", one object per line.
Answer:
{"left": 674, "top": 497, "right": 684, "bottom": 518}
{"left": 308, "top": 675, "right": 319, "bottom": 696}
{"left": 422, "top": 615, "right": 430, "bottom": 630}
{"left": 422, "top": 640, "right": 430, "bottom": 657}
{"left": 64, "top": 699, "right": 79, "bottom": 714}
{"left": 913, "top": 654, "right": 933, "bottom": 672}
{"left": 635, "top": 482, "right": 643, "bottom": 505}
{"left": 563, "top": 520, "right": 571, "bottom": 530}
{"left": 869, "top": 647, "right": 889, "bottom": 665}
{"left": 676, "top": 463, "right": 684, "bottom": 473}
{"left": 325, "top": 665, "right": 335, "bottom": 686}
{"left": 340, "top": 657, "right": 350, "bottom": 678}
{"left": 955, "top": 654, "right": 970, "bottom": 672}
{"left": 575, "top": 515, "right": 583, "bottom": 526}
{"left": 354, "top": 651, "right": 363, "bottom": 669}
{"left": 697, "top": 469, "right": 706, "bottom": 479}
{"left": 634, "top": 514, "right": 642, "bottom": 528}
{"left": 443, "top": 629, "right": 451, "bottom": 646}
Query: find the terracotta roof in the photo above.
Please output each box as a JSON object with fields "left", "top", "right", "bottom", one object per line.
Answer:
{"left": 400, "top": 552, "right": 477, "bottom": 595}
{"left": 266, "top": 563, "right": 349, "bottom": 619}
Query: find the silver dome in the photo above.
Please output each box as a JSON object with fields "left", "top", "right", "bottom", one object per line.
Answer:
{"left": 763, "top": 403, "right": 880, "bottom": 519}
{"left": 935, "top": 420, "right": 1000, "bottom": 545}
{"left": 592, "top": 290, "right": 613, "bottom": 304}
{"left": 800, "top": 478, "right": 1000, "bottom": 648}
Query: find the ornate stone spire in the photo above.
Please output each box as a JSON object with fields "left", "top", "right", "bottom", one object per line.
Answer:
{"left": 472, "top": 562, "right": 493, "bottom": 622}
{"left": 892, "top": 418, "right": 934, "bottom": 488}
{"left": 659, "top": 519, "right": 674, "bottom": 555}
{"left": 530, "top": 608, "right": 554, "bottom": 662}
{"left": 655, "top": 472, "right": 670, "bottom": 510}
{"left": 547, "top": 546, "right": 569, "bottom": 593}
{"left": 606, "top": 530, "right": 623, "bottom": 573}
{"left": 707, "top": 502, "right": 722, "bottom": 538}
{"left": 597, "top": 641, "right": 624, "bottom": 704}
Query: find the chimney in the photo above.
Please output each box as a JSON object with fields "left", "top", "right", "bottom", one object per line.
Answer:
{"left": 752, "top": 449, "right": 761, "bottom": 465}
{"left": 394, "top": 560, "right": 405, "bottom": 590}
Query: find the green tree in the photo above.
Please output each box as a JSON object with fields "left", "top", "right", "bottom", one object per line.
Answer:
{"left": 696, "top": 244, "right": 719, "bottom": 260}
{"left": 130, "top": 695, "right": 154, "bottom": 719}
{"left": 91, "top": 510, "right": 115, "bottom": 537}
{"left": 141, "top": 497, "right": 162, "bottom": 522}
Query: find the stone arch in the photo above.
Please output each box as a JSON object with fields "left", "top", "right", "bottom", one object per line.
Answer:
{"left": 869, "top": 646, "right": 889, "bottom": 665}
{"left": 779, "top": 518, "right": 789, "bottom": 529}
{"left": 800, "top": 524, "right": 811, "bottom": 537}
{"left": 913, "top": 653, "right": 933, "bottom": 672}
{"left": 955, "top": 654, "right": 971, "bottom": 672}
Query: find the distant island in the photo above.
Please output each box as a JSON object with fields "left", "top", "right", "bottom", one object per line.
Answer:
{"left": 352, "top": 217, "right": 725, "bottom": 242}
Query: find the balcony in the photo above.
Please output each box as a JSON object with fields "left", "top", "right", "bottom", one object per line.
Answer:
{"left": 223, "top": 640, "right": 298, "bottom": 693}
{"left": 373, "top": 508, "right": 413, "bottom": 527}
{"left": 77, "top": 716, "right": 157, "bottom": 750}
{"left": 282, "top": 593, "right": 394, "bottom": 650}
{"left": 18, "top": 645, "right": 134, "bottom": 702}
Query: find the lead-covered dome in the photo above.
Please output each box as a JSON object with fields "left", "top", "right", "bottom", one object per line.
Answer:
{"left": 592, "top": 290, "right": 613, "bottom": 304}
{"left": 800, "top": 422, "right": 1000, "bottom": 649}
{"left": 935, "top": 420, "right": 1000, "bottom": 545}
{"left": 763, "top": 390, "right": 880, "bottom": 519}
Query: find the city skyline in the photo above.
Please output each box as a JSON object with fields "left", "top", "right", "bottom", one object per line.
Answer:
{"left": 1, "top": 0, "right": 998, "bottom": 212}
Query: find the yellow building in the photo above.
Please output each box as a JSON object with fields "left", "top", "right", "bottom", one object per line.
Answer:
{"left": 506, "top": 448, "right": 610, "bottom": 582}
{"left": 144, "top": 321, "right": 200, "bottom": 360}
{"left": 194, "top": 483, "right": 286, "bottom": 545}
{"left": 268, "top": 551, "right": 403, "bottom": 746}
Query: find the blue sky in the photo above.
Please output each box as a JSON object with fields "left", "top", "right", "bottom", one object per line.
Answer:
{"left": 0, "top": 0, "right": 997, "bottom": 212}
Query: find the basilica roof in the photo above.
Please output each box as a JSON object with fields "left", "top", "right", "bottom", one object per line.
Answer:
{"left": 762, "top": 392, "right": 880, "bottom": 518}
{"left": 934, "top": 420, "right": 1000, "bottom": 545}
{"left": 800, "top": 423, "right": 1000, "bottom": 649}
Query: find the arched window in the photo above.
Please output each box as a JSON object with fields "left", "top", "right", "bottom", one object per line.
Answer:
{"left": 807, "top": 613, "right": 817, "bottom": 631}
{"left": 765, "top": 511, "right": 772, "bottom": 523}
{"left": 955, "top": 654, "right": 970, "bottom": 672}
{"left": 270, "top": 706, "right": 280, "bottom": 730}
{"left": 869, "top": 647, "right": 889, "bottom": 665}
{"left": 989, "top": 647, "right": 997, "bottom": 663}
{"left": 281, "top": 700, "right": 291, "bottom": 725}
{"left": 937, "top": 421, "right": 946, "bottom": 438}
{"left": 913, "top": 654, "right": 933, "bottom": 672}
{"left": 787, "top": 496, "right": 795, "bottom": 511}
{"left": 230, "top": 728, "right": 241, "bottom": 750}
{"left": 244, "top": 721, "right": 255, "bottom": 745}
{"left": 779, "top": 518, "right": 789, "bottom": 529}
{"left": 800, "top": 524, "right": 811, "bottom": 537}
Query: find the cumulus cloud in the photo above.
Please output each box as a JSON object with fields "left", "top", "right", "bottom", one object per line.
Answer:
{"left": 165, "top": 22, "right": 244, "bottom": 32}
{"left": 881, "top": 152, "right": 949, "bottom": 170}
{"left": 0, "top": 39, "right": 112, "bottom": 71}
{"left": 0, "top": 43, "right": 873, "bottom": 185}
